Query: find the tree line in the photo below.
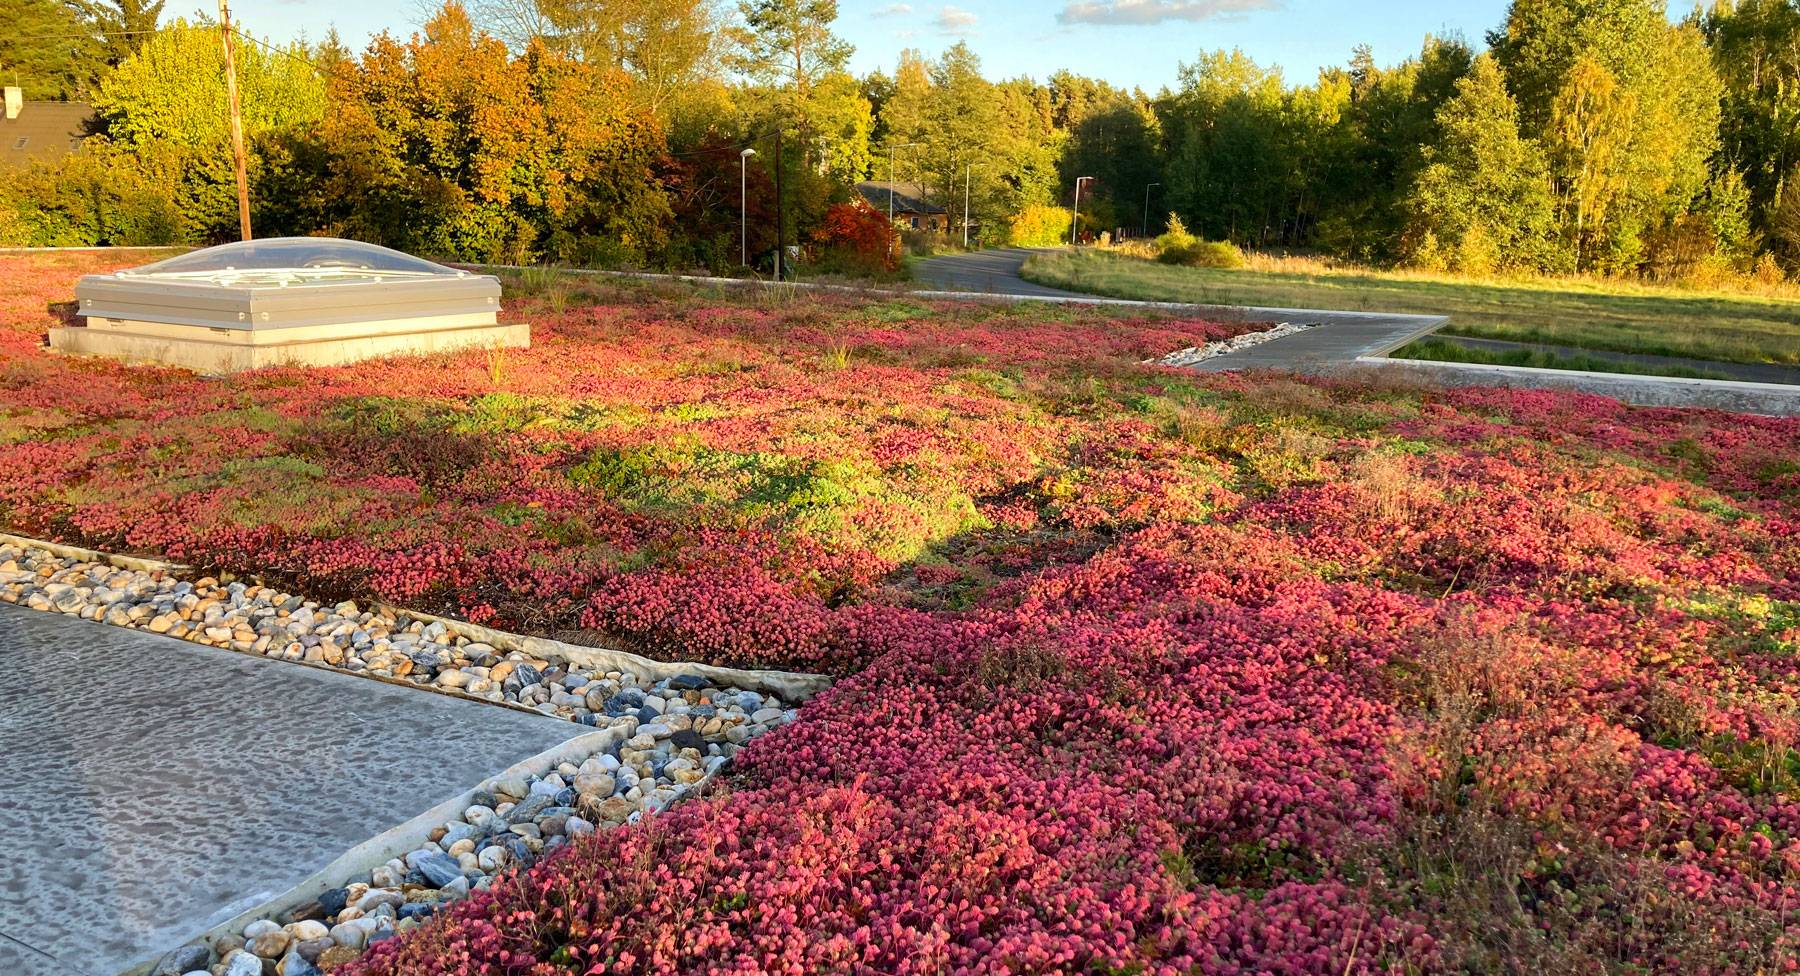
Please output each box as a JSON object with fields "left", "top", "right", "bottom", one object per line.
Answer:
{"left": 4, "top": 0, "right": 1800, "bottom": 284}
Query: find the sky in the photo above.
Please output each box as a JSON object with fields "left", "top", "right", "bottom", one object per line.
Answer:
{"left": 228, "top": 0, "right": 1581, "bottom": 92}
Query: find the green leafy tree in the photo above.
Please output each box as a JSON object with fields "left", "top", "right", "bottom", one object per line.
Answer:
{"left": 94, "top": 20, "right": 326, "bottom": 149}
{"left": 730, "top": 0, "right": 867, "bottom": 192}
{"left": 1774, "top": 169, "right": 1800, "bottom": 270}
{"left": 730, "top": 0, "right": 850, "bottom": 129}
{"left": 1705, "top": 0, "right": 1800, "bottom": 244}
{"left": 1157, "top": 49, "right": 1294, "bottom": 245}
{"left": 78, "top": 0, "right": 166, "bottom": 65}
{"left": 1058, "top": 83, "right": 1163, "bottom": 237}
{"left": 1313, "top": 36, "right": 1472, "bottom": 260}
{"left": 1491, "top": 0, "right": 1722, "bottom": 272}
{"left": 1, "top": 0, "right": 106, "bottom": 98}
{"left": 1404, "top": 54, "right": 1564, "bottom": 274}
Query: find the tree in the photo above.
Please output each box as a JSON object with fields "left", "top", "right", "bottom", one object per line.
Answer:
{"left": 1774, "top": 169, "right": 1800, "bottom": 270}
{"left": 1491, "top": 0, "right": 1722, "bottom": 272}
{"left": 533, "top": 0, "right": 723, "bottom": 111}
{"left": 730, "top": 0, "right": 865, "bottom": 188}
{"left": 321, "top": 2, "right": 671, "bottom": 263}
{"left": 79, "top": 0, "right": 166, "bottom": 65}
{"left": 94, "top": 21, "right": 327, "bottom": 149}
{"left": 1548, "top": 55, "right": 1635, "bottom": 267}
{"left": 1056, "top": 77, "right": 1162, "bottom": 238}
{"left": 1705, "top": 0, "right": 1800, "bottom": 244}
{"left": 730, "top": 0, "right": 851, "bottom": 112}
{"left": 1157, "top": 49, "right": 1293, "bottom": 245}
{"left": 1488, "top": 0, "right": 1664, "bottom": 132}
{"left": 1, "top": 0, "right": 106, "bottom": 99}
{"left": 1314, "top": 35, "right": 1472, "bottom": 260}
{"left": 1404, "top": 54, "right": 1564, "bottom": 274}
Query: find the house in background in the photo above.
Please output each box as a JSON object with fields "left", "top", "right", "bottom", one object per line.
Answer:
{"left": 2, "top": 87, "right": 94, "bottom": 169}
{"left": 855, "top": 181, "right": 948, "bottom": 233}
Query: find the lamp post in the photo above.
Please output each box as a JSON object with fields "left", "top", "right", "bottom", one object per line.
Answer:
{"left": 1071, "top": 176, "right": 1094, "bottom": 247}
{"left": 1143, "top": 182, "right": 1161, "bottom": 240}
{"left": 963, "top": 162, "right": 975, "bottom": 249}
{"left": 740, "top": 147, "right": 757, "bottom": 268}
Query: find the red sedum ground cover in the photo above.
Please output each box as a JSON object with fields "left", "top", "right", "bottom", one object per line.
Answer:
{"left": 5, "top": 253, "right": 1800, "bottom": 972}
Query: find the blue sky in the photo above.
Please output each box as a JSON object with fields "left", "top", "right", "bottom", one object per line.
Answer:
{"left": 234, "top": 0, "right": 1539, "bottom": 92}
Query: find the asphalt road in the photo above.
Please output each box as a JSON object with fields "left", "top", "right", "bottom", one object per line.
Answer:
{"left": 910, "top": 248, "right": 1094, "bottom": 300}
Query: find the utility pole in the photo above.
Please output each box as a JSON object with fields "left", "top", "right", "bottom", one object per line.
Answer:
{"left": 218, "top": 0, "right": 252, "bottom": 241}
{"left": 888, "top": 142, "right": 921, "bottom": 224}
{"left": 1143, "top": 182, "right": 1161, "bottom": 240}
{"left": 774, "top": 127, "right": 784, "bottom": 281}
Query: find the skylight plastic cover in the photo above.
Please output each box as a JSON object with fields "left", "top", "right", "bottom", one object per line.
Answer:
{"left": 122, "top": 238, "right": 461, "bottom": 277}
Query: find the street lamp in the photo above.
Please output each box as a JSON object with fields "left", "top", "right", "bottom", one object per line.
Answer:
{"left": 1143, "top": 182, "right": 1161, "bottom": 240}
{"left": 740, "top": 148, "right": 757, "bottom": 268}
{"left": 1071, "top": 176, "right": 1094, "bottom": 247}
{"left": 963, "top": 162, "right": 978, "bottom": 249}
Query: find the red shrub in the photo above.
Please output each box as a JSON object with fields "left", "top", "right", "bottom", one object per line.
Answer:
{"left": 813, "top": 199, "right": 897, "bottom": 275}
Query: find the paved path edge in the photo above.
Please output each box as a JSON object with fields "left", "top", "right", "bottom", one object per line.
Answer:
{"left": 120, "top": 726, "right": 632, "bottom": 976}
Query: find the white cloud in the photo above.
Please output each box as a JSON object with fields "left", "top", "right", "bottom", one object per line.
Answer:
{"left": 935, "top": 5, "right": 979, "bottom": 33}
{"left": 1057, "top": 0, "right": 1279, "bottom": 26}
{"left": 875, "top": 3, "right": 913, "bottom": 15}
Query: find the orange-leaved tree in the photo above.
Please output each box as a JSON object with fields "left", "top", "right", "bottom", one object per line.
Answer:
{"left": 320, "top": 2, "right": 671, "bottom": 264}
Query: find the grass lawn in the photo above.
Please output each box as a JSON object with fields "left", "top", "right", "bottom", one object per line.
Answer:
{"left": 1022, "top": 248, "right": 1800, "bottom": 367}
{"left": 5, "top": 253, "right": 1800, "bottom": 972}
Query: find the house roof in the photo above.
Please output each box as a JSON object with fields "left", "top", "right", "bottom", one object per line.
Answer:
{"left": 0, "top": 102, "right": 94, "bottom": 169}
{"left": 855, "top": 181, "right": 945, "bottom": 216}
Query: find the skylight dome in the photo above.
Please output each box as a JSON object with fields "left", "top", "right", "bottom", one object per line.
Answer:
{"left": 119, "top": 238, "right": 463, "bottom": 281}
{"left": 54, "top": 238, "right": 527, "bottom": 373}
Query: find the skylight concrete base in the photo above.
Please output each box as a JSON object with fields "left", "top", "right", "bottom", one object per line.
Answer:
{"left": 49, "top": 318, "right": 530, "bottom": 373}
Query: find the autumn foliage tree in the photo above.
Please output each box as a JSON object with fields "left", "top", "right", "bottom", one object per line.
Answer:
{"left": 319, "top": 3, "right": 671, "bottom": 263}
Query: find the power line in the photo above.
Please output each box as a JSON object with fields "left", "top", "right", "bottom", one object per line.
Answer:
{"left": 0, "top": 28, "right": 168, "bottom": 42}
{"left": 227, "top": 26, "right": 324, "bottom": 73}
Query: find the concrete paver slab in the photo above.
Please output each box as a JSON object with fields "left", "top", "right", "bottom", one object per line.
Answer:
{"left": 0, "top": 603, "right": 583, "bottom": 976}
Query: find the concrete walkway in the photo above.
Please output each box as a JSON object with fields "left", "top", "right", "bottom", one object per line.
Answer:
{"left": 911, "top": 248, "right": 1449, "bottom": 366}
{"left": 0, "top": 604, "right": 582, "bottom": 976}
{"left": 904, "top": 250, "right": 1800, "bottom": 415}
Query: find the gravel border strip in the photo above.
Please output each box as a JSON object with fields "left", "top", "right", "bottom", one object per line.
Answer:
{"left": 0, "top": 532, "right": 830, "bottom": 703}
{"left": 0, "top": 537, "right": 818, "bottom": 976}
{"left": 1147, "top": 321, "right": 1319, "bottom": 368}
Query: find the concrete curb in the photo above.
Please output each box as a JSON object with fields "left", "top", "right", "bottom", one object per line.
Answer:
{"left": 379, "top": 604, "right": 832, "bottom": 702}
{"left": 0, "top": 531, "right": 833, "bottom": 705}
{"left": 1350, "top": 357, "right": 1800, "bottom": 417}
{"left": 0, "top": 532, "right": 195, "bottom": 575}
{"left": 119, "top": 725, "right": 636, "bottom": 976}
